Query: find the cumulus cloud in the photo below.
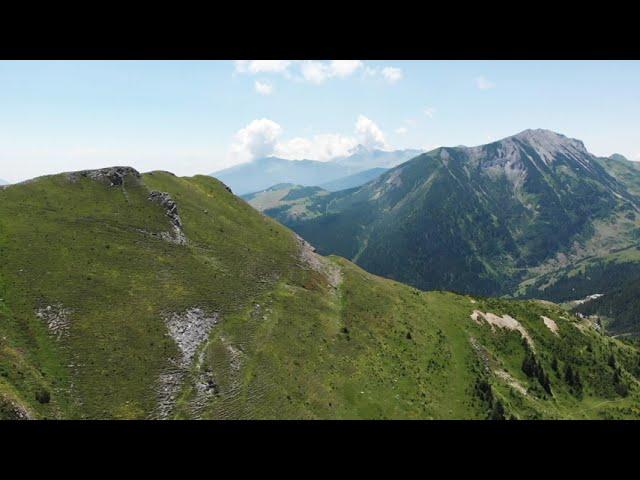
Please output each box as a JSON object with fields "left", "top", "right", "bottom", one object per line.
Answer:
{"left": 300, "top": 61, "right": 331, "bottom": 84}
{"left": 300, "top": 60, "right": 364, "bottom": 84}
{"left": 254, "top": 80, "right": 273, "bottom": 95}
{"left": 229, "top": 115, "right": 389, "bottom": 165}
{"left": 235, "top": 60, "right": 291, "bottom": 74}
{"left": 230, "top": 118, "right": 283, "bottom": 163}
{"left": 329, "top": 60, "right": 363, "bottom": 77}
{"left": 381, "top": 67, "right": 403, "bottom": 84}
{"left": 276, "top": 134, "right": 357, "bottom": 160}
{"left": 475, "top": 76, "right": 496, "bottom": 90}
{"left": 233, "top": 60, "right": 403, "bottom": 86}
{"left": 355, "top": 115, "right": 388, "bottom": 149}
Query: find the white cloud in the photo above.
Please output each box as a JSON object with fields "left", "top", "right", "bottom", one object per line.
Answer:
{"left": 254, "top": 80, "right": 273, "bottom": 95}
{"left": 235, "top": 60, "right": 291, "bottom": 74}
{"left": 230, "top": 118, "right": 283, "bottom": 163}
{"left": 228, "top": 115, "right": 390, "bottom": 165}
{"left": 476, "top": 76, "right": 496, "bottom": 90}
{"left": 300, "top": 61, "right": 331, "bottom": 84}
{"left": 277, "top": 134, "right": 357, "bottom": 160}
{"left": 329, "top": 60, "right": 363, "bottom": 77}
{"left": 395, "top": 127, "right": 408, "bottom": 135}
{"left": 424, "top": 107, "right": 436, "bottom": 118}
{"left": 234, "top": 60, "right": 402, "bottom": 86}
{"left": 299, "top": 60, "right": 364, "bottom": 84}
{"left": 355, "top": 115, "right": 388, "bottom": 149}
{"left": 381, "top": 67, "right": 403, "bottom": 84}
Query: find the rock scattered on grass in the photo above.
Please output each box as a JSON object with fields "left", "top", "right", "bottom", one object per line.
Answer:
{"left": 35, "top": 304, "right": 73, "bottom": 340}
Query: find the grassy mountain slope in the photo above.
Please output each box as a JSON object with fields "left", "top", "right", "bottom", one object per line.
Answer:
{"left": 241, "top": 184, "right": 332, "bottom": 223}
{"left": 276, "top": 130, "right": 640, "bottom": 298}
{"left": 1, "top": 167, "right": 639, "bottom": 419}
{"left": 597, "top": 154, "right": 640, "bottom": 196}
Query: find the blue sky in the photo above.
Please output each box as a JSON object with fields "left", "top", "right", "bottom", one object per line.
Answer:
{"left": 1, "top": 60, "right": 639, "bottom": 183}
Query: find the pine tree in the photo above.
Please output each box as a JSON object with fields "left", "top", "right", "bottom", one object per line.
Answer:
{"left": 490, "top": 399, "right": 506, "bottom": 420}
{"left": 564, "top": 364, "right": 574, "bottom": 385}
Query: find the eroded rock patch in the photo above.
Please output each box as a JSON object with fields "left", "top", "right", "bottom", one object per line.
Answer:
{"left": 471, "top": 310, "right": 534, "bottom": 348}
{"left": 154, "top": 308, "right": 218, "bottom": 419}
{"left": 541, "top": 316, "right": 559, "bottom": 336}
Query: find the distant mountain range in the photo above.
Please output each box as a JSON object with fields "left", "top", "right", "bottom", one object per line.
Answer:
{"left": 251, "top": 130, "right": 640, "bottom": 311}
{"left": 211, "top": 147, "right": 421, "bottom": 195}
{"left": 0, "top": 178, "right": 8, "bottom": 185}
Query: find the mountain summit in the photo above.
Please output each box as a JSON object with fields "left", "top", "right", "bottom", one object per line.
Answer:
{"left": 281, "top": 130, "right": 640, "bottom": 297}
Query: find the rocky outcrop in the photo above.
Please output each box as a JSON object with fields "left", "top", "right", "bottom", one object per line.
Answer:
{"left": 294, "top": 234, "right": 342, "bottom": 289}
{"left": 67, "top": 167, "right": 141, "bottom": 186}
{"left": 165, "top": 308, "right": 219, "bottom": 365}
{"left": 0, "top": 394, "right": 33, "bottom": 420}
{"left": 148, "top": 191, "right": 187, "bottom": 245}
{"left": 154, "top": 308, "right": 219, "bottom": 419}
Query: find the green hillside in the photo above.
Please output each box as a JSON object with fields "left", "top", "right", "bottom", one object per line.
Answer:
{"left": 241, "top": 183, "right": 333, "bottom": 223}
{"left": 1, "top": 167, "right": 639, "bottom": 419}
{"left": 597, "top": 154, "right": 640, "bottom": 196}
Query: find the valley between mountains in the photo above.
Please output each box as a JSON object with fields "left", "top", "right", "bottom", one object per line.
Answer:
{"left": 2, "top": 147, "right": 640, "bottom": 419}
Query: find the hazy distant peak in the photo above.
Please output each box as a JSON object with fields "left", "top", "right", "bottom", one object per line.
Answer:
{"left": 609, "top": 153, "right": 631, "bottom": 162}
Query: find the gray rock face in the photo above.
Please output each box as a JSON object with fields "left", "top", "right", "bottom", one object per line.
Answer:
{"left": 67, "top": 167, "right": 141, "bottom": 186}
{"left": 148, "top": 191, "right": 187, "bottom": 245}
{"left": 165, "top": 308, "right": 219, "bottom": 365}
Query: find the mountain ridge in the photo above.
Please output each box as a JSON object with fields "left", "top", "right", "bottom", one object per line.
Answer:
{"left": 3, "top": 164, "right": 640, "bottom": 419}
{"left": 270, "top": 129, "right": 640, "bottom": 298}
